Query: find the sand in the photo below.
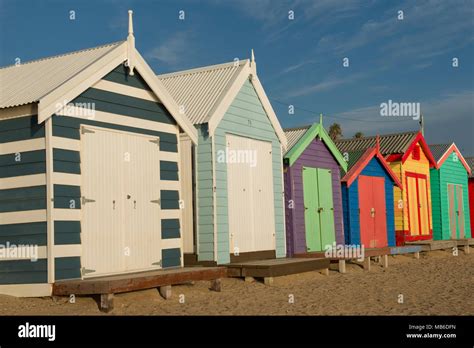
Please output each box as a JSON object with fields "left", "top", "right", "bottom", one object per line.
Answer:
{"left": 0, "top": 249, "right": 472, "bottom": 315}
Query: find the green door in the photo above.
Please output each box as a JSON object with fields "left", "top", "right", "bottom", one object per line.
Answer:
{"left": 302, "top": 167, "right": 336, "bottom": 251}
{"left": 303, "top": 167, "right": 320, "bottom": 251}
{"left": 318, "top": 168, "right": 336, "bottom": 249}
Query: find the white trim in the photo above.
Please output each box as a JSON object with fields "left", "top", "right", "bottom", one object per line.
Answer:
{"left": 0, "top": 104, "right": 38, "bottom": 120}
{"left": 0, "top": 210, "right": 46, "bottom": 224}
{"left": 0, "top": 174, "right": 46, "bottom": 190}
{"left": 208, "top": 63, "right": 251, "bottom": 137}
{"left": 279, "top": 143, "right": 287, "bottom": 256}
{"left": 51, "top": 136, "right": 80, "bottom": 152}
{"left": 0, "top": 246, "right": 47, "bottom": 261}
{"left": 54, "top": 244, "right": 81, "bottom": 258}
{"left": 0, "top": 283, "right": 52, "bottom": 297}
{"left": 160, "top": 180, "right": 180, "bottom": 191}
{"left": 52, "top": 172, "right": 81, "bottom": 186}
{"left": 37, "top": 44, "right": 198, "bottom": 144}
{"left": 53, "top": 209, "right": 81, "bottom": 221}
{"left": 45, "top": 117, "right": 55, "bottom": 283}
{"left": 205, "top": 62, "right": 288, "bottom": 150}
{"left": 55, "top": 109, "right": 178, "bottom": 135}
{"left": 0, "top": 138, "right": 45, "bottom": 155}
{"left": 92, "top": 79, "right": 159, "bottom": 102}
{"left": 161, "top": 209, "right": 181, "bottom": 220}
{"left": 38, "top": 42, "right": 128, "bottom": 124}
{"left": 161, "top": 238, "right": 182, "bottom": 250}
{"left": 133, "top": 50, "right": 197, "bottom": 144}
{"left": 159, "top": 151, "right": 179, "bottom": 162}
{"left": 251, "top": 76, "right": 288, "bottom": 150}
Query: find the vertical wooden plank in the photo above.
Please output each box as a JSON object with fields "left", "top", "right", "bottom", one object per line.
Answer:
{"left": 448, "top": 184, "right": 456, "bottom": 239}
{"left": 457, "top": 185, "right": 465, "bottom": 238}
{"left": 372, "top": 176, "right": 388, "bottom": 248}
{"left": 317, "top": 168, "right": 336, "bottom": 250}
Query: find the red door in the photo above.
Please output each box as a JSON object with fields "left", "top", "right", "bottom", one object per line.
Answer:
{"left": 358, "top": 175, "right": 388, "bottom": 248}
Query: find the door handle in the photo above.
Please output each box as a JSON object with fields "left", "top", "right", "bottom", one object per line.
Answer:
{"left": 370, "top": 208, "right": 375, "bottom": 218}
{"left": 318, "top": 207, "right": 323, "bottom": 213}
{"left": 127, "top": 194, "right": 131, "bottom": 199}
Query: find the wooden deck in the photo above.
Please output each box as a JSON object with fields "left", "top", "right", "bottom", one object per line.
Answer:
{"left": 225, "top": 257, "right": 330, "bottom": 284}
{"left": 53, "top": 266, "right": 227, "bottom": 312}
{"left": 294, "top": 247, "right": 391, "bottom": 273}
{"left": 406, "top": 239, "right": 471, "bottom": 253}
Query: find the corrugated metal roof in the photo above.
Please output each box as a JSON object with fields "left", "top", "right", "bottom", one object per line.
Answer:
{"left": 428, "top": 144, "right": 452, "bottom": 162}
{"left": 157, "top": 60, "right": 248, "bottom": 124}
{"left": 335, "top": 131, "right": 418, "bottom": 155}
{"left": 0, "top": 41, "right": 124, "bottom": 109}
{"left": 283, "top": 125, "right": 311, "bottom": 152}
{"left": 466, "top": 157, "right": 474, "bottom": 177}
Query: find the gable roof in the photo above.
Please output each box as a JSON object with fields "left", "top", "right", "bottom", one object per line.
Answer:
{"left": 466, "top": 157, "right": 474, "bottom": 178}
{"left": 157, "top": 58, "right": 287, "bottom": 149}
{"left": 0, "top": 42, "right": 123, "bottom": 109}
{"left": 335, "top": 131, "right": 436, "bottom": 166}
{"left": 341, "top": 146, "right": 402, "bottom": 188}
{"left": 429, "top": 144, "right": 452, "bottom": 162}
{"left": 284, "top": 125, "right": 311, "bottom": 151}
{"left": 429, "top": 143, "right": 471, "bottom": 174}
{"left": 335, "top": 131, "right": 418, "bottom": 155}
{"left": 283, "top": 122, "right": 348, "bottom": 171}
{"left": 0, "top": 40, "right": 198, "bottom": 143}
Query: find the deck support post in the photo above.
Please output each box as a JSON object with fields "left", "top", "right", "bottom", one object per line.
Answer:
{"left": 414, "top": 252, "right": 420, "bottom": 259}
{"left": 363, "top": 257, "right": 371, "bottom": 271}
{"left": 159, "top": 285, "right": 172, "bottom": 300}
{"left": 100, "top": 293, "right": 114, "bottom": 312}
{"left": 338, "top": 260, "right": 346, "bottom": 274}
{"left": 210, "top": 278, "right": 222, "bottom": 292}
{"left": 244, "top": 276, "right": 255, "bottom": 283}
{"left": 264, "top": 277, "right": 274, "bottom": 286}
{"left": 382, "top": 254, "right": 389, "bottom": 268}
{"left": 320, "top": 268, "right": 329, "bottom": 276}
{"left": 464, "top": 245, "right": 470, "bottom": 254}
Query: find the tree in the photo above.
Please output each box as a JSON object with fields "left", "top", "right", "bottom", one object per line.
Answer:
{"left": 328, "top": 123, "right": 343, "bottom": 141}
{"left": 354, "top": 132, "right": 364, "bottom": 138}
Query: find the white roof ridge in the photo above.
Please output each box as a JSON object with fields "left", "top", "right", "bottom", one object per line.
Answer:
{"left": 157, "top": 59, "right": 249, "bottom": 79}
{"left": 0, "top": 41, "right": 124, "bottom": 70}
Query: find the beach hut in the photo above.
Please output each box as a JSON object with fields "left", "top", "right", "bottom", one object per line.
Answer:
{"left": 283, "top": 117, "right": 347, "bottom": 256}
{"left": 466, "top": 157, "right": 474, "bottom": 236}
{"left": 336, "top": 131, "right": 436, "bottom": 246}
{"left": 337, "top": 137, "right": 402, "bottom": 248}
{"left": 0, "top": 12, "right": 197, "bottom": 296}
{"left": 429, "top": 144, "right": 471, "bottom": 240}
{"left": 157, "top": 52, "right": 287, "bottom": 265}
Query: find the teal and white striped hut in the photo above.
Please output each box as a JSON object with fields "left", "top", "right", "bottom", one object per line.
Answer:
{"left": 158, "top": 51, "right": 288, "bottom": 265}
{"left": 0, "top": 12, "right": 197, "bottom": 297}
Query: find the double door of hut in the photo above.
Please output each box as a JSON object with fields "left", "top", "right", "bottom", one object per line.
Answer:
{"left": 358, "top": 175, "right": 388, "bottom": 248}
{"left": 406, "top": 172, "right": 430, "bottom": 238}
{"left": 81, "top": 126, "right": 162, "bottom": 277}
{"left": 227, "top": 134, "right": 275, "bottom": 254}
{"left": 302, "top": 167, "right": 335, "bottom": 251}
{"left": 447, "top": 183, "right": 465, "bottom": 239}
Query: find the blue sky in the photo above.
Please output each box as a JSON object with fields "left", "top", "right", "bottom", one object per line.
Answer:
{"left": 1, "top": 0, "right": 473, "bottom": 154}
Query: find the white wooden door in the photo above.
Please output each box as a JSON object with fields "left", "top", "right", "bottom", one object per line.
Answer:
{"left": 226, "top": 134, "right": 275, "bottom": 254}
{"left": 122, "top": 132, "right": 161, "bottom": 272}
{"left": 250, "top": 138, "right": 275, "bottom": 251}
{"left": 81, "top": 126, "right": 125, "bottom": 276}
{"left": 81, "top": 126, "right": 161, "bottom": 277}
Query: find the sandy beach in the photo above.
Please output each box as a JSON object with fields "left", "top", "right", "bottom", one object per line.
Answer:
{"left": 0, "top": 249, "right": 472, "bottom": 316}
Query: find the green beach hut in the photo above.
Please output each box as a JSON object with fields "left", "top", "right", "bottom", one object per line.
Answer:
{"left": 429, "top": 143, "right": 472, "bottom": 240}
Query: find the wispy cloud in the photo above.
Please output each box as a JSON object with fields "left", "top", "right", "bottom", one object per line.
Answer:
{"left": 332, "top": 90, "right": 474, "bottom": 153}
{"left": 286, "top": 72, "right": 367, "bottom": 98}
{"left": 147, "top": 31, "right": 193, "bottom": 66}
